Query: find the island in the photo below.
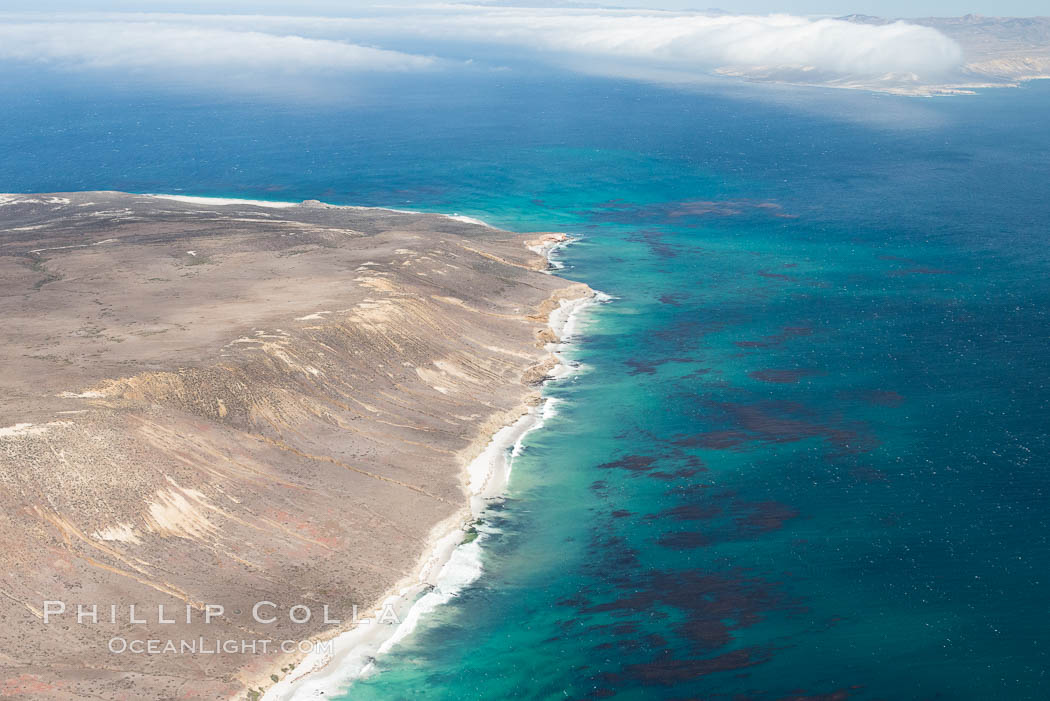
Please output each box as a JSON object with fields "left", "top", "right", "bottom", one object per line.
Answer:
{"left": 0, "top": 192, "right": 592, "bottom": 700}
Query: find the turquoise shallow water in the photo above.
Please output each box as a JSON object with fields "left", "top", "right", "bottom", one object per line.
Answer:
{"left": 2, "top": 71, "right": 1049, "bottom": 699}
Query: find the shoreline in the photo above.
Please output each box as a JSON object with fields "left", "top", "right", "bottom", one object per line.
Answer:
{"left": 259, "top": 234, "right": 604, "bottom": 701}
{"left": 144, "top": 193, "right": 496, "bottom": 229}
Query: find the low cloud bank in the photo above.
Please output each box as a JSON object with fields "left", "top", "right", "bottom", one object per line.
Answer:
{"left": 0, "top": 21, "right": 436, "bottom": 74}
{"left": 0, "top": 7, "right": 964, "bottom": 90}
{"left": 347, "top": 7, "right": 964, "bottom": 79}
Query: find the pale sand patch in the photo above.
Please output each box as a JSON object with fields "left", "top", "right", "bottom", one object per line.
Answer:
{"left": 294, "top": 311, "right": 331, "bottom": 321}
{"left": 92, "top": 523, "right": 142, "bottom": 545}
{"left": 445, "top": 213, "right": 493, "bottom": 228}
{"left": 145, "top": 487, "right": 215, "bottom": 540}
{"left": 0, "top": 421, "right": 74, "bottom": 439}
{"left": 0, "top": 195, "right": 70, "bottom": 206}
{"left": 59, "top": 390, "right": 109, "bottom": 399}
{"left": 29, "top": 237, "right": 116, "bottom": 254}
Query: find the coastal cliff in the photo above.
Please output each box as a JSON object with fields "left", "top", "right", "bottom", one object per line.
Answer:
{"left": 0, "top": 192, "right": 591, "bottom": 699}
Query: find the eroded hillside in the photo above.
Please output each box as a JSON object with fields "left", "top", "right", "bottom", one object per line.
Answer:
{"left": 0, "top": 192, "right": 589, "bottom": 699}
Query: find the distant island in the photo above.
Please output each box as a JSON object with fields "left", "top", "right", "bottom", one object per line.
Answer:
{"left": 719, "top": 14, "right": 1050, "bottom": 95}
{"left": 0, "top": 192, "right": 591, "bottom": 700}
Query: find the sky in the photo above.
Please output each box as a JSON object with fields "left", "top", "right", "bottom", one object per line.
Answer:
{"left": 0, "top": 1, "right": 1046, "bottom": 18}
{"left": 606, "top": 0, "right": 1042, "bottom": 16}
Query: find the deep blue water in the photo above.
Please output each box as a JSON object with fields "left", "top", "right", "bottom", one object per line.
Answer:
{"left": 2, "top": 70, "right": 1049, "bottom": 700}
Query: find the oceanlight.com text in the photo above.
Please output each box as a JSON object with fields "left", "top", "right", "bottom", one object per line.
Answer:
{"left": 107, "top": 637, "right": 334, "bottom": 656}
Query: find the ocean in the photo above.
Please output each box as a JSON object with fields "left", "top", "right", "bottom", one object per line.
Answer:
{"left": 2, "top": 69, "right": 1048, "bottom": 700}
